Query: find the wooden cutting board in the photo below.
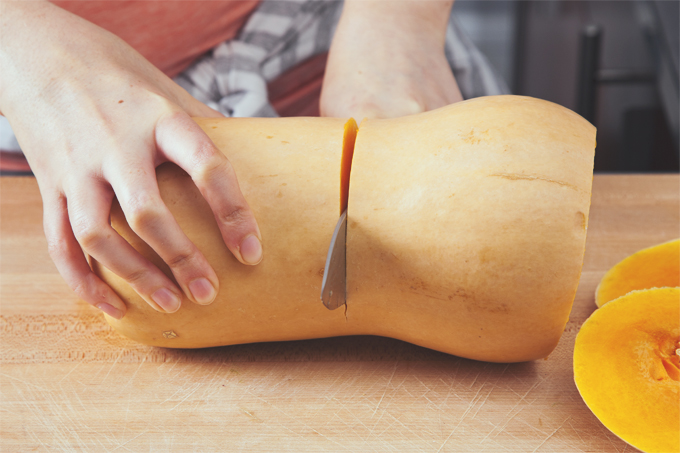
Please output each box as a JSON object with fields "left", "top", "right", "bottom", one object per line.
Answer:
{"left": 1, "top": 174, "right": 678, "bottom": 452}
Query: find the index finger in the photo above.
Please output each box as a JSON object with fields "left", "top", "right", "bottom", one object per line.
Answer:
{"left": 155, "top": 111, "right": 263, "bottom": 266}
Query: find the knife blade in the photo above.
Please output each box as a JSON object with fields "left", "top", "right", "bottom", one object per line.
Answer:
{"left": 320, "top": 210, "right": 347, "bottom": 310}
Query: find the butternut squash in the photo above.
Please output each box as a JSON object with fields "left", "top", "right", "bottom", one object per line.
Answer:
{"left": 596, "top": 239, "right": 680, "bottom": 307}
{"left": 574, "top": 287, "right": 680, "bottom": 453}
{"left": 92, "top": 95, "right": 596, "bottom": 363}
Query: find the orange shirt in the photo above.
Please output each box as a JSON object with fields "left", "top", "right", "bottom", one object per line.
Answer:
{"left": 53, "top": 1, "right": 260, "bottom": 77}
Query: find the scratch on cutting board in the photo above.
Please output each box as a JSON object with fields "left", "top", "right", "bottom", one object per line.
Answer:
{"left": 439, "top": 377, "right": 463, "bottom": 409}
{"left": 122, "top": 397, "right": 131, "bottom": 441}
{"left": 323, "top": 370, "right": 351, "bottom": 402}
{"left": 70, "top": 389, "right": 87, "bottom": 415}
{"left": 531, "top": 417, "right": 571, "bottom": 453}
{"left": 469, "top": 386, "right": 495, "bottom": 421}
{"left": 167, "top": 384, "right": 201, "bottom": 412}
{"left": 367, "top": 368, "right": 409, "bottom": 438}
{"left": 436, "top": 383, "right": 487, "bottom": 452}
{"left": 567, "top": 419, "right": 587, "bottom": 445}
{"left": 245, "top": 389, "right": 351, "bottom": 451}
{"left": 480, "top": 410, "right": 519, "bottom": 444}
{"left": 160, "top": 381, "right": 195, "bottom": 405}
{"left": 468, "top": 363, "right": 489, "bottom": 389}
{"left": 604, "top": 430, "right": 628, "bottom": 453}
{"left": 413, "top": 375, "right": 434, "bottom": 396}
{"left": 470, "top": 364, "right": 509, "bottom": 420}
{"left": 326, "top": 396, "right": 370, "bottom": 433}
{"left": 50, "top": 392, "right": 87, "bottom": 449}
{"left": 109, "top": 430, "right": 148, "bottom": 452}
{"left": 175, "top": 419, "right": 222, "bottom": 450}
{"left": 125, "top": 350, "right": 151, "bottom": 388}
{"left": 372, "top": 361, "right": 398, "bottom": 416}
{"left": 58, "top": 357, "right": 86, "bottom": 385}
{"left": 25, "top": 395, "right": 74, "bottom": 451}
{"left": 486, "top": 380, "right": 541, "bottom": 441}
{"left": 96, "top": 438, "right": 115, "bottom": 453}
{"left": 0, "top": 372, "right": 48, "bottom": 392}
{"left": 388, "top": 412, "right": 431, "bottom": 445}
{"left": 28, "top": 429, "right": 50, "bottom": 452}
{"left": 102, "top": 348, "right": 126, "bottom": 383}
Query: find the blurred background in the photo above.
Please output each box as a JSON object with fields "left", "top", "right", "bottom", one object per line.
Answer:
{"left": 455, "top": 0, "right": 679, "bottom": 173}
{"left": 0, "top": 0, "right": 677, "bottom": 175}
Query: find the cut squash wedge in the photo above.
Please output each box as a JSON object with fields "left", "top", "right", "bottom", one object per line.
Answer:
{"left": 596, "top": 239, "right": 680, "bottom": 307}
{"left": 574, "top": 287, "right": 680, "bottom": 453}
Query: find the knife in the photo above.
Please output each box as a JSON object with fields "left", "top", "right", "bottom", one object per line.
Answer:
{"left": 320, "top": 210, "right": 347, "bottom": 310}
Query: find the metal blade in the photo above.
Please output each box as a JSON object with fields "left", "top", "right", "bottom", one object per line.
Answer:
{"left": 320, "top": 210, "right": 347, "bottom": 310}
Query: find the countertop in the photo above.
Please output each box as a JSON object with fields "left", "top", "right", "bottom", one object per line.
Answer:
{"left": 1, "top": 174, "right": 678, "bottom": 452}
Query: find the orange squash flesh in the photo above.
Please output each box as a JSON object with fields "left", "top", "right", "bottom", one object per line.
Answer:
{"left": 340, "top": 118, "right": 358, "bottom": 214}
{"left": 596, "top": 239, "right": 680, "bottom": 307}
{"left": 574, "top": 287, "right": 680, "bottom": 453}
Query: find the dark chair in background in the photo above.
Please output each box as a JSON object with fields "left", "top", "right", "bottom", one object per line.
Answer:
{"left": 576, "top": 0, "right": 678, "bottom": 172}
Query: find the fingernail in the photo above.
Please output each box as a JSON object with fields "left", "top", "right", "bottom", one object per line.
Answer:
{"left": 188, "top": 278, "right": 216, "bottom": 305}
{"left": 151, "top": 287, "right": 181, "bottom": 313}
{"left": 97, "top": 303, "right": 124, "bottom": 320}
{"left": 239, "top": 234, "right": 263, "bottom": 265}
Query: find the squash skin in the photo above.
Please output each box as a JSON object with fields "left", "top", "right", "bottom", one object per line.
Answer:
{"left": 93, "top": 117, "right": 354, "bottom": 346}
{"left": 347, "top": 96, "right": 596, "bottom": 362}
{"left": 595, "top": 239, "right": 680, "bottom": 308}
{"left": 94, "top": 95, "right": 596, "bottom": 362}
{"left": 574, "top": 288, "right": 680, "bottom": 453}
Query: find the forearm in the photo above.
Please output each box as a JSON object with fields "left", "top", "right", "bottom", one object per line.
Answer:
{"left": 339, "top": 0, "right": 454, "bottom": 45}
{"left": 0, "top": 1, "right": 65, "bottom": 112}
{"left": 321, "top": 0, "right": 461, "bottom": 119}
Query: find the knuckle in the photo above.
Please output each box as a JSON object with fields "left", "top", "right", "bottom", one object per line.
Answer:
{"left": 166, "top": 250, "right": 196, "bottom": 269}
{"left": 70, "top": 275, "right": 96, "bottom": 303}
{"left": 122, "top": 267, "right": 149, "bottom": 286}
{"left": 70, "top": 275, "right": 109, "bottom": 307}
{"left": 217, "top": 206, "right": 249, "bottom": 227}
{"left": 124, "top": 193, "right": 165, "bottom": 232}
{"left": 72, "top": 218, "right": 107, "bottom": 251}
{"left": 70, "top": 279, "right": 91, "bottom": 301}
{"left": 160, "top": 101, "right": 184, "bottom": 116}
{"left": 193, "top": 148, "right": 231, "bottom": 183}
{"left": 46, "top": 237, "right": 69, "bottom": 260}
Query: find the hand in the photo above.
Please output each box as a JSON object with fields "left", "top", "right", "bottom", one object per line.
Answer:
{"left": 320, "top": 0, "right": 463, "bottom": 120}
{"left": 0, "top": 2, "right": 263, "bottom": 319}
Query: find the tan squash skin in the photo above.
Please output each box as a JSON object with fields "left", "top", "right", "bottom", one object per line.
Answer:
{"left": 94, "top": 96, "right": 596, "bottom": 363}
{"left": 347, "top": 96, "right": 595, "bottom": 362}
{"left": 94, "top": 117, "right": 354, "bottom": 347}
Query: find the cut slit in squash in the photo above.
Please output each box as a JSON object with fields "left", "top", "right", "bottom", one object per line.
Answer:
{"left": 340, "top": 118, "right": 358, "bottom": 214}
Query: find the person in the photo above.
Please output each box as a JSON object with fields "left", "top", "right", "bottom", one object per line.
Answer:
{"left": 0, "top": 0, "right": 507, "bottom": 320}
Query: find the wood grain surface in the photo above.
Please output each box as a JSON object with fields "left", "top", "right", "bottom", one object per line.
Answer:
{"left": 1, "top": 174, "right": 678, "bottom": 452}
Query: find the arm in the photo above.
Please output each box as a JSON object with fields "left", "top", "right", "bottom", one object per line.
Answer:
{"left": 0, "top": 1, "right": 263, "bottom": 318}
{"left": 320, "top": 0, "right": 463, "bottom": 120}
